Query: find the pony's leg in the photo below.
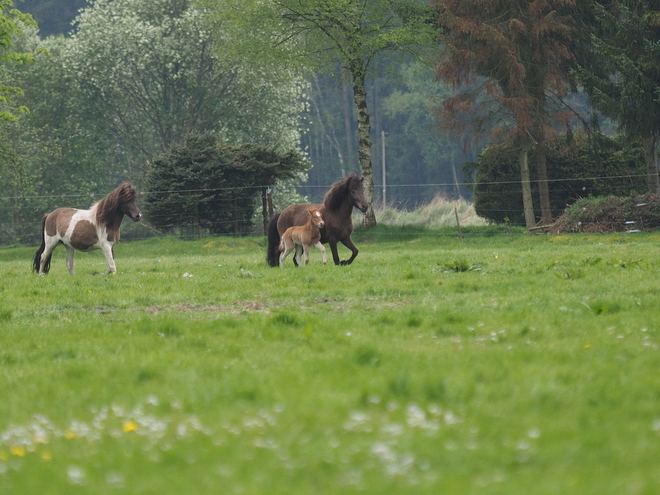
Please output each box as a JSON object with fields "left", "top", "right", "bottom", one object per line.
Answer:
{"left": 65, "top": 246, "right": 76, "bottom": 276}
{"left": 100, "top": 243, "right": 117, "bottom": 274}
{"left": 38, "top": 237, "right": 59, "bottom": 275}
{"left": 339, "top": 237, "right": 359, "bottom": 265}
{"left": 328, "top": 239, "right": 341, "bottom": 266}
{"left": 314, "top": 242, "right": 327, "bottom": 265}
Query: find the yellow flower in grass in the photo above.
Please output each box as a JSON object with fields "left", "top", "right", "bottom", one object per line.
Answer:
{"left": 40, "top": 451, "right": 52, "bottom": 461}
{"left": 123, "top": 420, "right": 138, "bottom": 433}
{"left": 65, "top": 430, "right": 77, "bottom": 440}
{"left": 11, "top": 446, "right": 26, "bottom": 457}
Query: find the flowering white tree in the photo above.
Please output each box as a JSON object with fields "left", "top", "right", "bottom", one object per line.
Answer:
{"left": 64, "top": 0, "right": 306, "bottom": 164}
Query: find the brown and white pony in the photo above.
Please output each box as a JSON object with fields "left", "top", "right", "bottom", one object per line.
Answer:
{"left": 279, "top": 207, "right": 327, "bottom": 267}
{"left": 267, "top": 174, "right": 368, "bottom": 267}
{"left": 32, "top": 182, "right": 142, "bottom": 275}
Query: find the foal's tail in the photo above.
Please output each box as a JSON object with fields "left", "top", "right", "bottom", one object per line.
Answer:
{"left": 32, "top": 215, "right": 51, "bottom": 274}
{"left": 266, "top": 212, "right": 281, "bottom": 267}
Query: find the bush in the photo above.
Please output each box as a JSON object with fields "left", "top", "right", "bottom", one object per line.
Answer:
{"left": 552, "top": 194, "right": 660, "bottom": 233}
{"left": 144, "top": 134, "right": 308, "bottom": 236}
{"left": 469, "top": 132, "right": 646, "bottom": 225}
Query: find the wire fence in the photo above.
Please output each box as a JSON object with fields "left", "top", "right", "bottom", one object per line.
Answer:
{"left": 0, "top": 172, "right": 655, "bottom": 245}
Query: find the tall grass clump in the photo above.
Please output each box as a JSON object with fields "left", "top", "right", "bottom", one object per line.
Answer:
{"left": 376, "top": 195, "right": 488, "bottom": 228}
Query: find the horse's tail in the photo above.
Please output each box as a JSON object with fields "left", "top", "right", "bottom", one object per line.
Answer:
{"left": 32, "top": 215, "right": 51, "bottom": 274}
{"left": 266, "top": 212, "right": 281, "bottom": 267}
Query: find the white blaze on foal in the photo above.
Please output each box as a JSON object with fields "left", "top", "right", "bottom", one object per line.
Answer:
{"left": 279, "top": 207, "right": 327, "bottom": 267}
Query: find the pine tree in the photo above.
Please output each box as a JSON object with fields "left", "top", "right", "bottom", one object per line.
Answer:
{"left": 435, "top": 0, "right": 578, "bottom": 227}
{"left": 577, "top": 1, "right": 660, "bottom": 193}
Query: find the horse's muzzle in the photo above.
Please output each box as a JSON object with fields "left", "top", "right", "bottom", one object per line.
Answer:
{"left": 133, "top": 212, "right": 142, "bottom": 221}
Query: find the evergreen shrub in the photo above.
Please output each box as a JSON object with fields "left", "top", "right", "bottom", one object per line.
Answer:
{"left": 469, "top": 132, "right": 646, "bottom": 225}
{"left": 144, "top": 134, "right": 308, "bottom": 236}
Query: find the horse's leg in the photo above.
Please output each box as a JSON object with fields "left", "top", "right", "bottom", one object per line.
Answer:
{"left": 100, "top": 242, "right": 117, "bottom": 274}
{"left": 339, "top": 237, "right": 359, "bottom": 265}
{"left": 65, "top": 246, "right": 76, "bottom": 275}
{"left": 328, "top": 239, "right": 341, "bottom": 266}
{"left": 314, "top": 242, "right": 327, "bottom": 265}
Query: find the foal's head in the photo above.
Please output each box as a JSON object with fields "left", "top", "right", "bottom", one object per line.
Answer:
{"left": 308, "top": 207, "right": 325, "bottom": 229}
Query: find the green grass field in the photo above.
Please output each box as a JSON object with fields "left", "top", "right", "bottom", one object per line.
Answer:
{"left": 1, "top": 227, "right": 660, "bottom": 494}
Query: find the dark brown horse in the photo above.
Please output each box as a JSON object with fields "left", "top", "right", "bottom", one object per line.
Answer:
{"left": 266, "top": 174, "right": 368, "bottom": 267}
{"left": 33, "top": 182, "right": 142, "bottom": 275}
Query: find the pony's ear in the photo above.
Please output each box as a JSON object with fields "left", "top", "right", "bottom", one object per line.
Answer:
{"left": 359, "top": 176, "right": 364, "bottom": 183}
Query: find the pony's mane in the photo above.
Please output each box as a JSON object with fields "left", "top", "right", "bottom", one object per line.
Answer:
{"left": 323, "top": 173, "right": 361, "bottom": 211}
{"left": 93, "top": 182, "right": 136, "bottom": 224}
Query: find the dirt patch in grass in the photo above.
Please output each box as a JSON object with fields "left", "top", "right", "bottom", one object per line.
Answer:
{"left": 145, "top": 301, "right": 272, "bottom": 314}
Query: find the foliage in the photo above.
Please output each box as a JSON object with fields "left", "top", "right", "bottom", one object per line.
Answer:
{"left": 204, "top": 0, "right": 439, "bottom": 227}
{"left": 144, "top": 134, "right": 309, "bottom": 236}
{"left": 470, "top": 131, "right": 647, "bottom": 225}
{"left": 0, "top": 0, "right": 37, "bottom": 121}
{"left": 3, "top": 232, "right": 660, "bottom": 492}
{"left": 576, "top": 1, "right": 660, "bottom": 192}
{"left": 579, "top": 1, "right": 660, "bottom": 141}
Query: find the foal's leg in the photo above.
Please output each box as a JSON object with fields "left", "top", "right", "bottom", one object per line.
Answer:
{"left": 279, "top": 239, "right": 294, "bottom": 267}
{"left": 303, "top": 244, "right": 311, "bottom": 266}
{"left": 314, "top": 242, "right": 327, "bottom": 265}
{"left": 100, "top": 242, "right": 117, "bottom": 274}
{"left": 65, "top": 245, "right": 76, "bottom": 276}
{"left": 294, "top": 244, "right": 304, "bottom": 267}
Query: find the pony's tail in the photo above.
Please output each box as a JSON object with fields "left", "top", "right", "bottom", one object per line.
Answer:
{"left": 32, "top": 215, "right": 51, "bottom": 274}
{"left": 266, "top": 212, "right": 281, "bottom": 267}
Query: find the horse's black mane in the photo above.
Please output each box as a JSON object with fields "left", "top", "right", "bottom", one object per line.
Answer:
{"left": 323, "top": 173, "right": 361, "bottom": 211}
{"left": 95, "top": 182, "right": 136, "bottom": 224}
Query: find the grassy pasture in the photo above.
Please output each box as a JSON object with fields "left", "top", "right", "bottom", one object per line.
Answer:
{"left": 1, "top": 227, "right": 660, "bottom": 494}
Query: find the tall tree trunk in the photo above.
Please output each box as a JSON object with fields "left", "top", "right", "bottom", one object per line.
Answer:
{"left": 643, "top": 135, "right": 659, "bottom": 194}
{"left": 350, "top": 59, "right": 376, "bottom": 228}
{"left": 530, "top": 71, "right": 552, "bottom": 225}
{"left": 520, "top": 147, "right": 536, "bottom": 229}
{"left": 536, "top": 137, "right": 552, "bottom": 225}
{"left": 342, "top": 74, "right": 354, "bottom": 178}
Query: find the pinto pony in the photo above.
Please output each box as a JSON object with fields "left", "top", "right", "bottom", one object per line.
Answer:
{"left": 32, "top": 182, "right": 142, "bottom": 275}
{"left": 279, "top": 207, "right": 327, "bottom": 267}
{"left": 267, "top": 174, "right": 368, "bottom": 267}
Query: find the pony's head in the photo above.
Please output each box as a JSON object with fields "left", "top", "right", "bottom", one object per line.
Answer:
{"left": 96, "top": 182, "right": 142, "bottom": 224}
{"left": 324, "top": 173, "right": 368, "bottom": 213}
{"left": 308, "top": 207, "right": 325, "bottom": 229}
